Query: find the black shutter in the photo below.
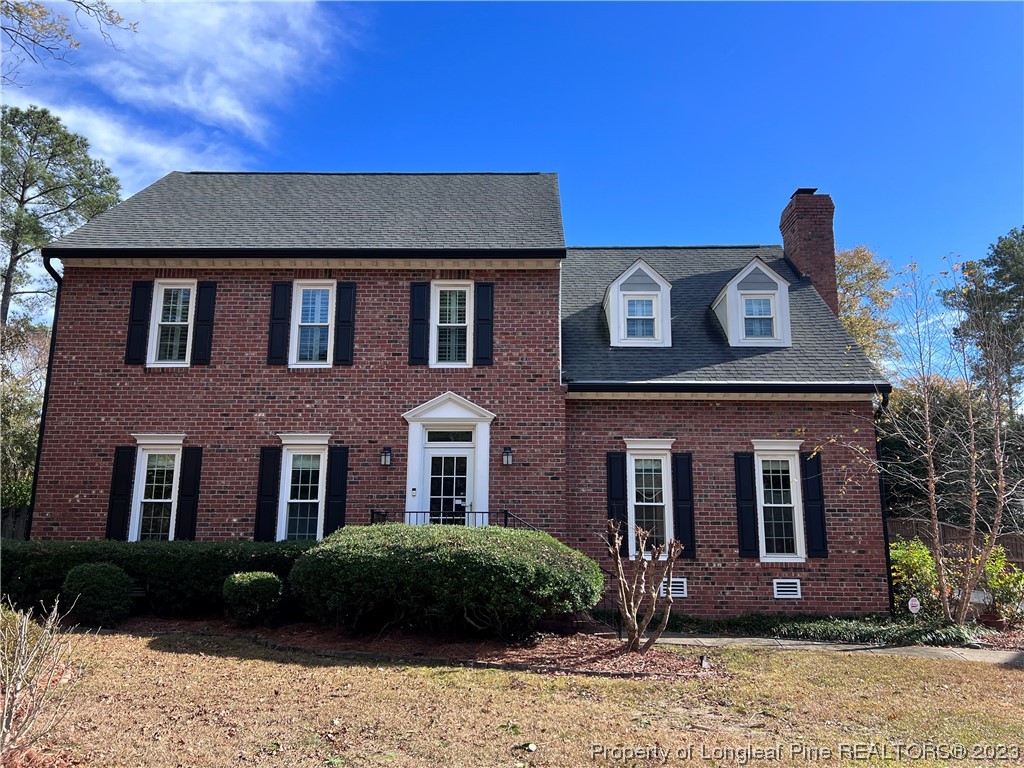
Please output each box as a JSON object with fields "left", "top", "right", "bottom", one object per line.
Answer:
{"left": 124, "top": 281, "right": 153, "bottom": 364}
{"left": 408, "top": 282, "right": 430, "bottom": 365}
{"left": 334, "top": 282, "right": 356, "bottom": 366}
{"left": 267, "top": 282, "right": 291, "bottom": 365}
{"left": 672, "top": 453, "right": 696, "bottom": 559}
{"left": 190, "top": 282, "right": 217, "bottom": 365}
{"left": 606, "top": 452, "right": 628, "bottom": 556}
{"left": 106, "top": 446, "right": 136, "bottom": 540}
{"left": 324, "top": 447, "right": 349, "bottom": 536}
{"left": 255, "top": 447, "right": 282, "bottom": 541}
{"left": 735, "top": 452, "right": 759, "bottom": 557}
{"left": 174, "top": 447, "right": 203, "bottom": 540}
{"left": 801, "top": 451, "right": 828, "bottom": 558}
{"left": 473, "top": 282, "right": 494, "bottom": 366}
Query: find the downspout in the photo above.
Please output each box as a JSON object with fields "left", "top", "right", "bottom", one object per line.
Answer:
{"left": 876, "top": 390, "right": 895, "bottom": 614}
{"left": 26, "top": 253, "right": 62, "bottom": 540}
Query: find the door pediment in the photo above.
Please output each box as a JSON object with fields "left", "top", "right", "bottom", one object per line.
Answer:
{"left": 402, "top": 391, "right": 497, "bottom": 423}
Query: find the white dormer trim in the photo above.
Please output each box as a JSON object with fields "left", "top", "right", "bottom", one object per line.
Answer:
{"left": 603, "top": 259, "right": 672, "bottom": 348}
{"left": 712, "top": 258, "right": 792, "bottom": 348}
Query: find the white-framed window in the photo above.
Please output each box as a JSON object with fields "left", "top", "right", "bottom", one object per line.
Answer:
{"left": 128, "top": 434, "right": 186, "bottom": 541}
{"left": 742, "top": 294, "right": 777, "bottom": 340}
{"left": 276, "top": 434, "right": 330, "bottom": 541}
{"left": 147, "top": 280, "right": 197, "bottom": 366}
{"left": 752, "top": 439, "right": 806, "bottom": 563}
{"left": 624, "top": 438, "right": 675, "bottom": 559}
{"left": 289, "top": 281, "right": 335, "bottom": 367}
{"left": 711, "top": 259, "right": 792, "bottom": 348}
{"left": 603, "top": 260, "right": 672, "bottom": 348}
{"left": 430, "top": 281, "right": 473, "bottom": 367}
{"left": 622, "top": 294, "right": 660, "bottom": 341}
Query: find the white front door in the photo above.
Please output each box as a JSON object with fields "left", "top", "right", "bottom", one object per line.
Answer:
{"left": 423, "top": 447, "right": 475, "bottom": 525}
{"left": 402, "top": 392, "right": 496, "bottom": 526}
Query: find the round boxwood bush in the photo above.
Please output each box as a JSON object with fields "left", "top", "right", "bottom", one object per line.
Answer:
{"left": 289, "top": 524, "right": 604, "bottom": 639}
{"left": 62, "top": 562, "right": 134, "bottom": 627}
{"left": 222, "top": 571, "right": 283, "bottom": 626}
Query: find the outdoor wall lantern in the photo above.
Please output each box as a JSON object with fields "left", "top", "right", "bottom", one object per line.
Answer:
{"left": 502, "top": 447, "right": 514, "bottom": 466}
{"left": 380, "top": 447, "right": 392, "bottom": 466}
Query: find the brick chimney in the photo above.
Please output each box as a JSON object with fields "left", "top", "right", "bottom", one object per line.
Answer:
{"left": 779, "top": 188, "right": 838, "bottom": 315}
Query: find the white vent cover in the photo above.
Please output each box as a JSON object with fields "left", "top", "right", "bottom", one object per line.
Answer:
{"left": 659, "top": 577, "right": 688, "bottom": 599}
{"left": 773, "top": 579, "right": 802, "bottom": 599}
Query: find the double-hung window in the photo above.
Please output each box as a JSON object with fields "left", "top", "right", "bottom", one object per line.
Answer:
{"left": 624, "top": 296, "right": 657, "bottom": 339}
{"left": 276, "top": 435, "right": 329, "bottom": 541}
{"left": 753, "top": 441, "right": 806, "bottom": 562}
{"left": 290, "top": 281, "right": 335, "bottom": 367}
{"left": 147, "top": 281, "right": 197, "bottom": 366}
{"left": 430, "top": 282, "right": 473, "bottom": 367}
{"left": 742, "top": 295, "right": 776, "bottom": 340}
{"left": 128, "top": 435, "right": 185, "bottom": 541}
{"left": 624, "top": 439, "right": 674, "bottom": 558}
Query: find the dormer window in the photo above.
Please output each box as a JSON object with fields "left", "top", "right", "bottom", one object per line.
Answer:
{"left": 604, "top": 260, "right": 672, "bottom": 348}
{"left": 742, "top": 295, "right": 776, "bottom": 339}
{"left": 625, "top": 296, "right": 657, "bottom": 339}
{"left": 712, "top": 258, "right": 792, "bottom": 348}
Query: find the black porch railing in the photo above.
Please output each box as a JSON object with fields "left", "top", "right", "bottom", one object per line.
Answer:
{"left": 369, "top": 510, "right": 541, "bottom": 531}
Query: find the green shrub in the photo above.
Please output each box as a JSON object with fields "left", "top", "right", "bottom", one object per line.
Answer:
{"left": 1, "top": 603, "right": 43, "bottom": 665}
{"left": 890, "top": 537, "right": 942, "bottom": 618}
{"left": 591, "top": 609, "right": 983, "bottom": 647}
{"left": 2, "top": 540, "right": 314, "bottom": 618}
{"left": 982, "top": 546, "right": 1024, "bottom": 626}
{"left": 62, "top": 562, "right": 134, "bottom": 626}
{"left": 223, "top": 571, "right": 283, "bottom": 626}
{"left": 289, "top": 524, "right": 604, "bottom": 639}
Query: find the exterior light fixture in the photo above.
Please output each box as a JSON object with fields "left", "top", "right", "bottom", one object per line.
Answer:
{"left": 502, "top": 447, "right": 513, "bottom": 466}
{"left": 380, "top": 447, "right": 392, "bottom": 466}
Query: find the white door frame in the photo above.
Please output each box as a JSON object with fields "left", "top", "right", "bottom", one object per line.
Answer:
{"left": 402, "top": 392, "right": 496, "bottom": 526}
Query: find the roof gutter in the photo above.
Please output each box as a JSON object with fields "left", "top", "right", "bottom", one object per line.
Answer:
{"left": 565, "top": 381, "right": 892, "bottom": 395}
{"left": 41, "top": 246, "right": 568, "bottom": 260}
{"left": 26, "top": 255, "right": 63, "bottom": 539}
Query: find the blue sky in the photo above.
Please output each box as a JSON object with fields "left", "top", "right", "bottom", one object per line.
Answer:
{"left": 10, "top": 1, "right": 1023, "bottom": 274}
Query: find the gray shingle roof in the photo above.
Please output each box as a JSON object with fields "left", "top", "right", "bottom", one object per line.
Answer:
{"left": 46, "top": 172, "right": 565, "bottom": 252}
{"left": 562, "top": 246, "right": 889, "bottom": 389}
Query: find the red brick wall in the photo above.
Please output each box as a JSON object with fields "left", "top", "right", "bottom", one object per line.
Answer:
{"left": 565, "top": 399, "right": 890, "bottom": 616}
{"left": 33, "top": 266, "right": 566, "bottom": 539}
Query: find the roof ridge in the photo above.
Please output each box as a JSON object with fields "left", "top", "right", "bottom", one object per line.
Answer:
{"left": 183, "top": 171, "right": 555, "bottom": 177}
{"left": 568, "top": 244, "right": 779, "bottom": 250}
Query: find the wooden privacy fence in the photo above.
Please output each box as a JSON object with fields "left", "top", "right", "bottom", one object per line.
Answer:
{"left": 888, "top": 518, "right": 1024, "bottom": 567}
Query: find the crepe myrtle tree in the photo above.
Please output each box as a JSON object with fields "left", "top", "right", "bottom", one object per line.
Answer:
{"left": 840, "top": 259, "right": 1023, "bottom": 625}
{"left": 606, "top": 520, "right": 683, "bottom": 653}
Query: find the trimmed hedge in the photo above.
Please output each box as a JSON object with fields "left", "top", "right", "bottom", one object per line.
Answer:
{"left": 2, "top": 540, "right": 314, "bottom": 617}
{"left": 63, "top": 562, "right": 134, "bottom": 627}
{"left": 223, "top": 571, "right": 283, "bottom": 626}
{"left": 289, "top": 524, "right": 604, "bottom": 639}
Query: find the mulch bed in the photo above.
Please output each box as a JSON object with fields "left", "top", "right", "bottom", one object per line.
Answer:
{"left": 977, "top": 625, "right": 1024, "bottom": 651}
{"left": 113, "top": 617, "right": 707, "bottom": 678}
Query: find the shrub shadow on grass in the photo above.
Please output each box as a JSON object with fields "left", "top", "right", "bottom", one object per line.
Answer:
{"left": 144, "top": 630, "right": 413, "bottom": 670}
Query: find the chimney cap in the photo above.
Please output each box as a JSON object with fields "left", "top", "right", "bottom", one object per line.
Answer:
{"left": 791, "top": 187, "right": 819, "bottom": 198}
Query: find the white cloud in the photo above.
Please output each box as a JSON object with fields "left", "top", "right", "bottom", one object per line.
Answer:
{"left": 76, "top": 0, "right": 354, "bottom": 143}
{"left": 4, "top": 2, "right": 365, "bottom": 195}
{"left": 3, "top": 90, "right": 250, "bottom": 195}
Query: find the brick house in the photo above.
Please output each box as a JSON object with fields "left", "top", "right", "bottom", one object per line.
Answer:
{"left": 32, "top": 173, "right": 892, "bottom": 615}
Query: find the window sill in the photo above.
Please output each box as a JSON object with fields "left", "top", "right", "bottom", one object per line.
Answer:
{"left": 760, "top": 555, "right": 806, "bottom": 564}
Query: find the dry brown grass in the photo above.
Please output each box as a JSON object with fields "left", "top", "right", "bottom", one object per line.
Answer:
{"left": 37, "top": 632, "right": 1024, "bottom": 767}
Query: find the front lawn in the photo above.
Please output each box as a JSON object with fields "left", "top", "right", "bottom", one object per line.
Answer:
{"left": 33, "top": 630, "right": 1024, "bottom": 767}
